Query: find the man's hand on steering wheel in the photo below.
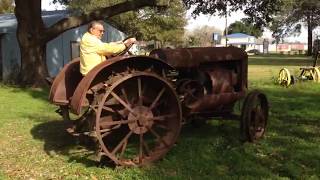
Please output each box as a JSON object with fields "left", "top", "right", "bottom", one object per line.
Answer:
{"left": 117, "top": 37, "right": 137, "bottom": 56}
{"left": 124, "top": 37, "right": 136, "bottom": 49}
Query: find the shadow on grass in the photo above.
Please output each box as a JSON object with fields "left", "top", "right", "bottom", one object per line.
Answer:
{"left": 29, "top": 112, "right": 248, "bottom": 167}
{"left": 138, "top": 120, "right": 278, "bottom": 179}
{"left": 27, "top": 84, "right": 320, "bottom": 178}
{"left": 28, "top": 112, "right": 320, "bottom": 178}
{"left": 30, "top": 118, "right": 102, "bottom": 168}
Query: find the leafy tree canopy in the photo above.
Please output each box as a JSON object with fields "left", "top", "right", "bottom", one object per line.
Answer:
{"left": 271, "top": 0, "right": 320, "bottom": 39}
{"left": 185, "top": 25, "right": 222, "bottom": 47}
{"left": 63, "top": 0, "right": 187, "bottom": 47}
{"left": 269, "top": 0, "right": 320, "bottom": 54}
{"left": 228, "top": 21, "right": 263, "bottom": 38}
{"left": 0, "top": 0, "right": 14, "bottom": 14}
{"left": 182, "top": 0, "right": 283, "bottom": 28}
{"left": 55, "top": 0, "right": 285, "bottom": 35}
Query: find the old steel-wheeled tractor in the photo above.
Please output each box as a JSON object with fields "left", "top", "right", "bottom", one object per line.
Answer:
{"left": 49, "top": 45, "right": 269, "bottom": 167}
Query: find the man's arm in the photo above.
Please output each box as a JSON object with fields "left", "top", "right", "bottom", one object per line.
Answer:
{"left": 95, "top": 38, "right": 137, "bottom": 56}
{"left": 96, "top": 42, "right": 126, "bottom": 55}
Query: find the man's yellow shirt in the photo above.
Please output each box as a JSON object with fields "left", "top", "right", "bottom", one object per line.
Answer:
{"left": 80, "top": 32, "right": 126, "bottom": 75}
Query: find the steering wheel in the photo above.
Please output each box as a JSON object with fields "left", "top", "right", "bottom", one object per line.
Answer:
{"left": 114, "top": 37, "right": 134, "bottom": 56}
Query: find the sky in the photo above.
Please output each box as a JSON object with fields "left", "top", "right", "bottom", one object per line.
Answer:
{"left": 185, "top": 9, "right": 312, "bottom": 43}
{"left": 42, "top": 0, "right": 315, "bottom": 43}
{"left": 185, "top": 9, "right": 245, "bottom": 31}
{"left": 42, "top": 0, "right": 65, "bottom": 10}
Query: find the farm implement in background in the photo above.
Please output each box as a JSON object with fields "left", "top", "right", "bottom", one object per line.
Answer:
{"left": 278, "top": 51, "right": 320, "bottom": 87}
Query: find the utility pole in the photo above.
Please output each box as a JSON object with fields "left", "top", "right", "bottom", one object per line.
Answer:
{"left": 225, "top": 2, "right": 228, "bottom": 47}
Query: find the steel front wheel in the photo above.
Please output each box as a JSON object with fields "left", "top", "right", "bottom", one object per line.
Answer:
{"left": 95, "top": 72, "right": 182, "bottom": 166}
{"left": 240, "top": 90, "right": 269, "bottom": 142}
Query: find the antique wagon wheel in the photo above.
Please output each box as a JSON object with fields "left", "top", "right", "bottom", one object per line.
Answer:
{"left": 240, "top": 90, "right": 269, "bottom": 142}
{"left": 278, "top": 68, "right": 292, "bottom": 87}
{"left": 311, "top": 67, "right": 320, "bottom": 82}
{"left": 94, "top": 71, "right": 182, "bottom": 166}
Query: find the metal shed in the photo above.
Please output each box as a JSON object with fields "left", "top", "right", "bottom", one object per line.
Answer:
{"left": 0, "top": 10, "right": 125, "bottom": 81}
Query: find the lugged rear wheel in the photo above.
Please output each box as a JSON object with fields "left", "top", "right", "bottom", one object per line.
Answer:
{"left": 94, "top": 71, "right": 182, "bottom": 166}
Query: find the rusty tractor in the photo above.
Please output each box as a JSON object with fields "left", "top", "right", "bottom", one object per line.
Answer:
{"left": 49, "top": 46, "right": 269, "bottom": 167}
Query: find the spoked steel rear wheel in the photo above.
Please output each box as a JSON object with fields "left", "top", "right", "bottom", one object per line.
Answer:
{"left": 95, "top": 71, "right": 182, "bottom": 166}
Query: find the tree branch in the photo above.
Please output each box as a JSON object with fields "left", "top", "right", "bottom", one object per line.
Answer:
{"left": 42, "top": 0, "right": 161, "bottom": 42}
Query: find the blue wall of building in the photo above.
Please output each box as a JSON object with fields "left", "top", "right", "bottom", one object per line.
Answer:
{"left": 1, "top": 33, "right": 21, "bottom": 80}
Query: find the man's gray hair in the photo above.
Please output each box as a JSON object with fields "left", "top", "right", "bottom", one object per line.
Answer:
{"left": 87, "top": 20, "right": 104, "bottom": 31}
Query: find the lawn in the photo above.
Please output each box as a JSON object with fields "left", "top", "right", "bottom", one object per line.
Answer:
{"left": 0, "top": 54, "right": 320, "bottom": 179}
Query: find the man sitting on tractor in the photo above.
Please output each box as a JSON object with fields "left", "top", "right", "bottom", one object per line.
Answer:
{"left": 80, "top": 20, "right": 136, "bottom": 76}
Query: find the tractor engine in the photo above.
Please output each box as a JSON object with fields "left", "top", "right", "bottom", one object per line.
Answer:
{"left": 150, "top": 47, "right": 248, "bottom": 115}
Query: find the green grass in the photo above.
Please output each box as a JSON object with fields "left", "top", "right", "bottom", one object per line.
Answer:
{"left": 0, "top": 55, "right": 320, "bottom": 179}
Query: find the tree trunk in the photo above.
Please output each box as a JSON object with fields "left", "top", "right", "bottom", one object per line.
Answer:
{"left": 18, "top": 42, "right": 48, "bottom": 87}
{"left": 307, "top": 14, "right": 313, "bottom": 56}
{"left": 15, "top": 0, "right": 48, "bottom": 86}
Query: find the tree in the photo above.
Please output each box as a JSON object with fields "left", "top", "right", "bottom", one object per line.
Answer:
{"left": 182, "top": 0, "right": 283, "bottom": 28}
{"left": 270, "top": 0, "right": 320, "bottom": 55}
{"left": 228, "top": 21, "right": 263, "bottom": 38}
{"left": 135, "top": 0, "right": 187, "bottom": 47}
{"left": 0, "top": 0, "right": 14, "bottom": 14}
{"left": 68, "top": 0, "right": 187, "bottom": 47}
{"left": 185, "top": 25, "right": 222, "bottom": 47}
{"left": 13, "top": 0, "right": 166, "bottom": 86}
{"left": 14, "top": 0, "right": 284, "bottom": 86}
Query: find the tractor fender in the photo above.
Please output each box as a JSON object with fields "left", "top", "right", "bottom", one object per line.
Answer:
{"left": 70, "top": 55, "right": 174, "bottom": 115}
{"left": 49, "top": 57, "right": 82, "bottom": 105}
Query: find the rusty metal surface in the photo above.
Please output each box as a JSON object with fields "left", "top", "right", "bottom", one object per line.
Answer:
{"left": 207, "top": 68, "right": 238, "bottom": 94}
{"left": 149, "top": 47, "right": 247, "bottom": 68}
{"left": 171, "top": 49, "right": 247, "bottom": 113}
{"left": 189, "top": 92, "right": 245, "bottom": 112}
{"left": 49, "top": 58, "right": 83, "bottom": 105}
{"left": 70, "top": 55, "right": 174, "bottom": 115}
{"left": 185, "top": 67, "right": 245, "bottom": 112}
